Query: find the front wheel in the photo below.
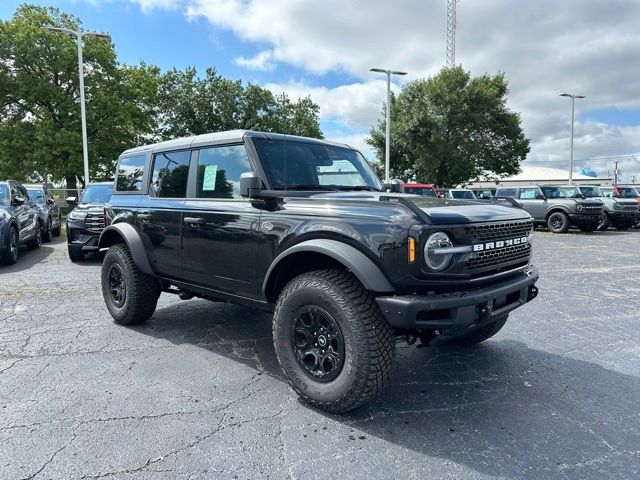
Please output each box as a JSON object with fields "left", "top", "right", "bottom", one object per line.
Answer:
{"left": 447, "top": 315, "right": 509, "bottom": 346}
{"left": 101, "top": 244, "right": 161, "bottom": 325}
{"left": 1, "top": 227, "right": 19, "bottom": 265}
{"left": 614, "top": 222, "right": 631, "bottom": 231}
{"left": 273, "top": 270, "right": 396, "bottom": 413}
{"left": 547, "top": 212, "right": 570, "bottom": 233}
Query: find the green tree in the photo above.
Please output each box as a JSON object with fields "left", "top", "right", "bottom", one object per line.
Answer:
{"left": 158, "top": 67, "right": 323, "bottom": 139}
{"left": 0, "top": 4, "right": 160, "bottom": 191}
{"left": 367, "top": 66, "right": 530, "bottom": 187}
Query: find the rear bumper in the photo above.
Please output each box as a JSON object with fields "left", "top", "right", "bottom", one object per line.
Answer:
{"left": 376, "top": 266, "right": 539, "bottom": 334}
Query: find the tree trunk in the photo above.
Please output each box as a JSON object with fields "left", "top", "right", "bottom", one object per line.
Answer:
{"left": 65, "top": 173, "right": 79, "bottom": 199}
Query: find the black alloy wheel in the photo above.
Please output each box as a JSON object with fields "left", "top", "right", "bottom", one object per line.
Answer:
{"left": 547, "top": 212, "right": 569, "bottom": 233}
{"left": 1, "top": 227, "right": 19, "bottom": 265}
{"left": 107, "top": 263, "right": 126, "bottom": 308}
{"left": 291, "top": 306, "right": 345, "bottom": 383}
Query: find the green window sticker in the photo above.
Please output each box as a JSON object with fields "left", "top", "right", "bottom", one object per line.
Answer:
{"left": 203, "top": 164, "right": 218, "bottom": 191}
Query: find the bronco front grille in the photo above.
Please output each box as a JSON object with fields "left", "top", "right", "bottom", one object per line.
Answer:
{"left": 579, "top": 203, "right": 604, "bottom": 211}
{"left": 464, "top": 219, "right": 533, "bottom": 244}
{"left": 84, "top": 211, "right": 106, "bottom": 233}
{"left": 466, "top": 243, "right": 531, "bottom": 272}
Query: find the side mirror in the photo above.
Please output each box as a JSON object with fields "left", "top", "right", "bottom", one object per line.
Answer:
{"left": 66, "top": 196, "right": 78, "bottom": 206}
{"left": 12, "top": 195, "right": 25, "bottom": 206}
{"left": 383, "top": 179, "right": 404, "bottom": 193}
{"left": 239, "top": 172, "right": 263, "bottom": 198}
{"left": 573, "top": 193, "right": 585, "bottom": 199}
{"left": 535, "top": 193, "right": 546, "bottom": 200}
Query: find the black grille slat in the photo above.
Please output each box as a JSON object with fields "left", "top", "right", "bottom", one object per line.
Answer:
{"left": 464, "top": 220, "right": 533, "bottom": 244}
{"left": 466, "top": 244, "right": 531, "bottom": 272}
{"left": 84, "top": 211, "right": 106, "bottom": 233}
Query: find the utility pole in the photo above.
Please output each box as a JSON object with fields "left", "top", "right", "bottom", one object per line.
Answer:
{"left": 613, "top": 161, "right": 622, "bottom": 185}
{"left": 559, "top": 93, "right": 586, "bottom": 184}
{"left": 446, "top": 0, "right": 458, "bottom": 67}
{"left": 47, "top": 27, "right": 111, "bottom": 188}
{"left": 370, "top": 68, "right": 408, "bottom": 182}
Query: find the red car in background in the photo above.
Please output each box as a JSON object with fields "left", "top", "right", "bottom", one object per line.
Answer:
{"left": 404, "top": 183, "right": 438, "bottom": 197}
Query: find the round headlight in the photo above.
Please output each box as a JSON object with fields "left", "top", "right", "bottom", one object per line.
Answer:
{"left": 424, "top": 231, "right": 453, "bottom": 272}
{"left": 613, "top": 202, "right": 622, "bottom": 210}
{"left": 576, "top": 204, "right": 583, "bottom": 211}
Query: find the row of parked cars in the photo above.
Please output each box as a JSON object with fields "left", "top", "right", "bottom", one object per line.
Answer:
{"left": 0, "top": 179, "right": 112, "bottom": 265}
{"left": 404, "top": 182, "right": 640, "bottom": 233}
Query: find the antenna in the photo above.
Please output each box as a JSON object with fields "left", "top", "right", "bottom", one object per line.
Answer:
{"left": 446, "top": 0, "right": 458, "bottom": 67}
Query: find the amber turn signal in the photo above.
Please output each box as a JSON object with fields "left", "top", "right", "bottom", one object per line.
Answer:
{"left": 408, "top": 237, "right": 416, "bottom": 263}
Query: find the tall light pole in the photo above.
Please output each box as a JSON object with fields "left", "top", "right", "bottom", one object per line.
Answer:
{"left": 47, "top": 27, "right": 111, "bottom": 188}
{"left": 559, "top": 93, "right": 585, "bottom": 184}
{"left": 370, "top": 68, "right": 407, "bottom": 182}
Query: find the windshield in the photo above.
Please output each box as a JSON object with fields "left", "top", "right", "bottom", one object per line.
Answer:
{"left": 541, "top": 186, "right": 568, "bottom": 198}
{"left": 80, "top": 184, "right": 113, "bottom": 204}
{"left": 27, "top": 188, "right": 46, "bottom": 204}
{"left": 253, "top": 139, "right": 383, "bottom": 191}
{"left": 405, "top": 187, "right": 436, "bottom": 197}
{"left": 617, "top": 187, "right": 640, "bottom": 198}
{"left": 578, "top": 186, "right": 602, "bottom": 198}
{"left": 0, "top": 184, "right": 8, "bottom": 206}
{"left": 600, "top": 188, "right": 614, "bottom": 198}
{"left": 451, "top": 190, "right": 476, "bottom": 200}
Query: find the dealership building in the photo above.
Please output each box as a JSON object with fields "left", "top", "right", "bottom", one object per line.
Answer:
{"left": 467, "top": 166, "right": 613, "bottom": 188}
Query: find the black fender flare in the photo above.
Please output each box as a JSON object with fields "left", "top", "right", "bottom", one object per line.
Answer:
{"left": 98, "top": 223, "right": 153, "bottom": 275}
{"left": 545, "top": 206, "right": 572, "bottom": 219}
{"left": 262, "top": 238, "right": 395, "bottom": 297}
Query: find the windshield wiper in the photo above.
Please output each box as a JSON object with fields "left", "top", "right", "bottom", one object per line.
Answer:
{"left": 336, "top": 185, "right": 382, "bottom": 192}
{"left": 273, "top": 184, "right": 337, "bottom": 191}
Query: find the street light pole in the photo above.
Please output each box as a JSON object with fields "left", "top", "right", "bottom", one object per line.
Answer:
{"left": 47, "top": 27, "right": 111, "bottom": 188}
{"left": 560, "top": 93, "right": 585, "bottom": 185}
{"left": 370, "top": 68, "right": 407, "bottom": 183}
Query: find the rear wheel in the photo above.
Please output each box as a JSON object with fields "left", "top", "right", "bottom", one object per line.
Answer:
{"left": 101, "top": 243, "right": 161, "bottom": 325}
{"left": 547, "top": 212, "right": 570, "bottom": 233}
{"left": 273, "top": 269, "right": 395, "bottom": 413}
{"left": 1, "top": 227, "right": 19, "bottom": 265}
{"left": 26, "top": 223, "right": 42, "bottom": 250}
{"left": 447, "top": 315, "right": 509, "bottom": 346}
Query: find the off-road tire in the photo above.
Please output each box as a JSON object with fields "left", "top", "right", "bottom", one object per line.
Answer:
{"left": 26, "top": 223, "right": 42, "bottom": 250}
{"left": 597, "top": 214, "right": 610, "bottom": 231}
{"left": 42, "top": 218, "right": 52, "bottom": 243}
{"left": 68, "top": 247, "right": 85, "bottom": 262}
{"left": 1, "top": 227, "right": 19, "bottom": 266}
{"left": 101, "top": 243, "right": 161, "bottom": 325}
{"left": 578, "top": 224, "right": 597, "bottom": 232}
{"left": 547, "top": 211, "right": 570, "bottom": 233}
{"left": 273, "top": 269, "right": 396, "bottom": 413}
{"left": 447, "top": 315, "right": 509, "bottom": 347}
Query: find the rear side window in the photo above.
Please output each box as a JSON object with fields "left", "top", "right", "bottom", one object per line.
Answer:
{"left": 151, "top": 150, "right": 191, "bottom": 198}
{"left": 497, "top": 188, "right": 516, "bottom": 198}
{"left": 519, "top": 188, "right": 539, "bottom": 199}
{"left": 116, "top": 154, "right": 147, "bottom": 192}
{"left": 196, "top": 145, "right": 251, "bottom": 199}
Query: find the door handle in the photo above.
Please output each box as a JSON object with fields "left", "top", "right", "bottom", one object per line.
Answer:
{"left": 183, "top": 217, "right": 205, "bottom": 225}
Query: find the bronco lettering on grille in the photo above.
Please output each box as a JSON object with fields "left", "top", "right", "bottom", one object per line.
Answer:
{"left": 473, "top": 236, "right": 529, "bottom": 252}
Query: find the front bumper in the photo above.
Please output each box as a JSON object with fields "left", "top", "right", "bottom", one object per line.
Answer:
{"left": 66, "top": 220, "right": 100, "bottom": 252}
{"left": 569, "top": 213, "right": 602, "bottom": 226}
{"left": 376, "top": 266, "right": 539, "bottom": 335}
{"left": 609, "top": 211, "right": 639, "bottom": 223}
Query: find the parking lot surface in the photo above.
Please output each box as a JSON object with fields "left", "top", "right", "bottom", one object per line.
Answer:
{"left": 1, "top": 231, "right": 639, "bottom": 480}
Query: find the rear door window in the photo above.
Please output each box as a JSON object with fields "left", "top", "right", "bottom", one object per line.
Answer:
{"left": 150, "top": 150, "right": 191, "bottom": 198}
{"left": 116, "top": 154, "right": 147, "bottom": 192}
{"left": 519, "top": 188, "right": 539, "bottom": 200}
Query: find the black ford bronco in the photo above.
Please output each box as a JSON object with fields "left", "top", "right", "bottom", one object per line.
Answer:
{"left": 99, "top": 130, "right": 539, "bottom": 412}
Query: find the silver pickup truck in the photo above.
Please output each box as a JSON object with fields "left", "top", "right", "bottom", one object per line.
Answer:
{"left": 495, "top": 185, "right": 604, "bottom": 233}
{"left": 562, "top": 185, "right": 639, "bottom": 231}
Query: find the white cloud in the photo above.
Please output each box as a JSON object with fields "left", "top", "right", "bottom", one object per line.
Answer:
{"left": 233, "top": 50, "right": 275, "bottom": 71}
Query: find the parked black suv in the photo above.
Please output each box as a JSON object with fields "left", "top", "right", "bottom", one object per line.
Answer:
{"left": 25, "top": 184, "right": 62, "bottom": 242}
{"left": 99, "top": 131, "right": 540, "bottom": 412}
{"left": 66, "top": 182, "right": 113, "bottom": 262}
{"left": 0, "top": 180, "right": 43, "bottom": 265}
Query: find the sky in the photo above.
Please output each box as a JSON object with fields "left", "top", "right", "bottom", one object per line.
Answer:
{"left": 2, "top": 0, "right": 640, "bottom": 182}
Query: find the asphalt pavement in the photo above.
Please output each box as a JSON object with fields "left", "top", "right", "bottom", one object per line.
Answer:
{"left": 0, "top": 230, "right": 638, "bottom": 479}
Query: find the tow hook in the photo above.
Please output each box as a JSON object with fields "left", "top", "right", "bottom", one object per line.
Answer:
{"left": 527, "top": 285, "right": 539, "bottom": 302}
